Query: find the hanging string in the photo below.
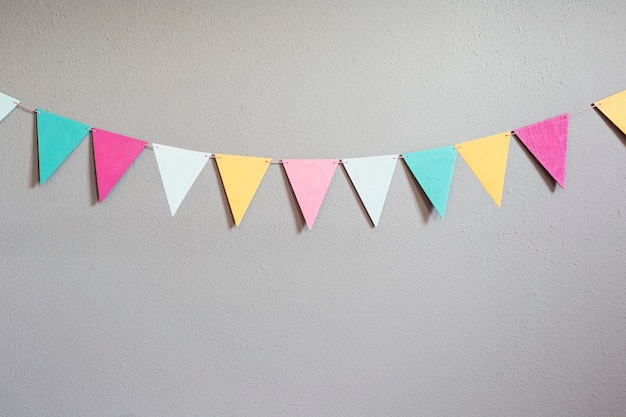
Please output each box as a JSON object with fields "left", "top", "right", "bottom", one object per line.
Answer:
{"left": 569, "top": 104, "right": 597, "bottom": 117}
{"left": 14, "top": 102, "right": 39, "bottom": 113}
{"left": 8, "top": 98, "right": 604, "bottom": 160}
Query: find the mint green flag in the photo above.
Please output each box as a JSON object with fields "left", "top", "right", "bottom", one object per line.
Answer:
{"left": 37, "top": 110, "right": 91, "bottom": 183}
{"left": 404, "top": 146, "right": 457, "bottom": 218}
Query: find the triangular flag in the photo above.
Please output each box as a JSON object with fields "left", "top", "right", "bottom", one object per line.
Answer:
{"left": 282, "top": 159, "right": 338, "bottom": 230}
{"left": 37, "top": 109, "right": 91, "bottom": 183}
{"left": 92, "top": 128, "right": 148, "bottom": 202}
{"left": 0, "top": 92, "right": 19, "bottom": 123}
{"left": 153, "top": 144, "right": 210, "bottom": 216}
{"left": 214, "top": 154, "right": 271, "bottom": 226}
{"left": 456, "top": 132, "right": 510, "bottom": 207}
{"left": 342, "top": 155, "right": 397, "bottom": 227}
{"left": 594, "top": 90, "right": 626, "bottom": 136}
{"left": 403, "top": 146, "right": 457, "bottom": 218}
{"left": 513, "top": 114, "right": 569, "bottom": 188}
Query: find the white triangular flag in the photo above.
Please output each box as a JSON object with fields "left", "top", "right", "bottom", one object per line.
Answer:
{"left": 153, "top": 144, "right": 210, "bottom": 216}
{"left": 0, "top": 92, "right": 19, "bottom": 123}
{"left": 342, "top": 155, "right": 397, "bottom": 227}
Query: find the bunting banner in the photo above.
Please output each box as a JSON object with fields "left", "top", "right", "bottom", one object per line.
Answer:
{"left": 153, "top": 144, "right": 211, "bottom": 216}
{"left": 456, "top": 132, "right": 510, "bottom": 207}
{"left": 342, "top": 155, "right": 397, "bottom": 227}
{"left": 283, "top": 159, "right": 339, "bottom": 230}
{"left": 403, "top": 146, "right": 457, "bottom": 218}
{"left": 513, "top": 114, "right": 569, "bottom": 189}
{"left": 0, "top": 92, "right": 19, "bottom": 123}
{"left": 92, "top": 128, "right": 148, "bottom": 202}
{"left": 2, "top": 88, "right": 626, "bottom": 229}
{"left": 594, "top": 90, "right": 626, "bottom": 136}
{"left": 36, "top": 110, "right": 91, "bottom": 183}
{"left": 214, "top": 154, "right": 271, "bottom": 226}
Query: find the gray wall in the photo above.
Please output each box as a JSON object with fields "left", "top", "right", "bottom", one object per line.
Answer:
{"left": 1, "top": 1, "right": 625, "bottom": 416}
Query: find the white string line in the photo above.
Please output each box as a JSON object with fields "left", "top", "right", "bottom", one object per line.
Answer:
{"left": 14, "top": 102, "right": 39, "bottom": 113}
{"left": 12, "top": 100, "right": 601, "bottom": 159}
{"left": 569, "top": 104, "right": 597, "bottom": 117}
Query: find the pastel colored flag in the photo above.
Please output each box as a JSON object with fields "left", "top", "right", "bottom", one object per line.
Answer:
{"left": 92, "top": 128, "right": 148, "bottom": 202}
{"left": 282, "top": 159, "right": 338, "bottom": 230}
{"left": 342, "top": 155, "right": 397, "bottom": 227}
{"left": 37, "top": 109, "right": 91, "bottom": 183}
{"left": 0, "top": 92, "right": 19, "bottom": 123}
{"left": 456, "top": 132, "right": 510, "bottom": 207}
{"left": 403, "top": 146, "right": 457, "bottom": 218}
{"left": 513, "top": 114, "right": 569, "bottom": 188}
{"left": 594, "top": 90, "right": 626, "bottom": 136}
{"left": 215, "top": 154, "right": 271, "bottom": 226}
{"left": 153, "top": 144, "right": 210, "bottom": 216}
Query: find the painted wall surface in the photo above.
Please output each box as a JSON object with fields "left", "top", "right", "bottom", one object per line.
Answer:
{"left": 1, "top": 1, "right": 625, "bottom": 416}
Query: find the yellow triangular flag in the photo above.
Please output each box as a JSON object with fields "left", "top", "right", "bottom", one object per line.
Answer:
{"left": 455, "top": 132, "right": 510, "bottom": 207}
{"left": 594, "top": 89, "right": 626, "bottom": 135}
{"left": 215, "top": 154, "right": 271, "bottom": 226}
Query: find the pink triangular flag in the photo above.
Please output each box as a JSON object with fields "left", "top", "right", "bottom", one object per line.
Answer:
{"left": 282, "top": 159, "right": 339, "bottom": 230}
{"left": 513, "top": 114, "right": 569, "bottom": 188}
{"left": 92, "top": 128, "right": 148, "bottom": 202}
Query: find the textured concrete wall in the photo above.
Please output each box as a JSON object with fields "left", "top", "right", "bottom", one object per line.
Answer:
{"left": 1, "top": 1, "right": 625, "bottom": 416}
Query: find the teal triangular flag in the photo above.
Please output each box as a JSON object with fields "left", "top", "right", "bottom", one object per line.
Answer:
{"left": 404, "top": 146, "right": 457, "bottom": 218}
{"left": 37, "top": 110, "right": 91, "bottom": 183}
